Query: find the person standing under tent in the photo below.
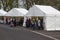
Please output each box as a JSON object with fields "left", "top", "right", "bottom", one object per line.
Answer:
{"left": 32, "top": 18, "right": 36, "bottom": 30}
{"left": 29, "top": 18, "right": 32, "bottom": 28}
{"left": 13, "top": 18, "right": 16, "bottom": 27}
{"left": 38, "top": 19, "right": 41, "bottom": 30}
{"left": 10, "top": 18, "right": 14, "bottom": 27}
{"left": 4, "top": 17, "right": 6, "bottom": 24}
{"left": 20, "top": 18, "right": 24, "bottom": 26}
{"left": 28, "top": 18, "right": 31, "bottom": 28}
{"left": 6, "top": 17, "right": 8, "bottom": 24}
{"left": 26, "top": 18, "right": 29, "bottom": 28}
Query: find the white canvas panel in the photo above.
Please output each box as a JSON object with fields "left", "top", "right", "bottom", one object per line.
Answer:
{"left": 45, "top": 16, "right": 56, "bottom": 31}
{"left": 26, "top": 6, "right": 45, "bottom": 16}
{"left": 0, "top": 9, "right": 7, "bottom": 16}
{"left": 23, "top": 16, "right": 31, "bottom": 27}
{"left": 36, "top": 5, "right": 60, "bottom": 16}
{"left": 55, "top": 16, "right": 60, "bottom": 30}
{"left": 26, "top": 5, "right": 59, "bottom": 17}
{"left": 26, "top": 5, "right": 60, "bottom": 31}
{"left": 23, "top": 16, "right": 26, "bottom": 27}
{"left": 5, "top": 8, "right": 28, "bottom": 16}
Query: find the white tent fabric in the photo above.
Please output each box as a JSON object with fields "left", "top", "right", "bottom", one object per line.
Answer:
{"left": 0, "top": 9, "right": 7, "bottom": 23}
{"left": 26, "top": 5, "right": 60, "bottom": 16}
{"left": 5, "top": 8, "right": 28, "bottom": 16}
{"left": 26, "top": 5, "right": 60, "bottom": 31}
{"left": 0, "top": 9, "right": 7, "bottom": 16}
{"left": 5, "top": 8, "right": 28, "bottom": 27}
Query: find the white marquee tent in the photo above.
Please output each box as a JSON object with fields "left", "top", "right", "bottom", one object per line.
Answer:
{"left": 5, "top": 8, "right": 28, "bottom": 16}
{"left": 26, "top": 5, "right": 60, "bottom": 31}
{"left": 5, "top": 8, "right": 28, "bottom": 26}
{"left": 0, "top": 9, "right": 7, "bottom": 16}
{"left": 0, "top": 9, "right": 7, "bottom": 23}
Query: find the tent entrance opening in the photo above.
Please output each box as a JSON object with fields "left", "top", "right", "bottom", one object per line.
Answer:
{"left": 31, "top": 16, "right": 44, "bottom": 30}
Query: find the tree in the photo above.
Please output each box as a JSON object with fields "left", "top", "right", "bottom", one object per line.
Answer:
{"left": 0, "top": 0, "right": 18, "bottom": 11}
{"left": 25, "top": 0, "right": 60, "bottom": 10}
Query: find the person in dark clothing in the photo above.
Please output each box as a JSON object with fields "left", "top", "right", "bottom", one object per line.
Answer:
{"left": 20, "top": 19, "right": 23, "bottom": 26}
{"left": 32, "top": 19, "right": 36, "bottom": 30}
{"left": 28, "top": 18, "right": 32, "bottom": 27}
{"left": 19, "top": 20, "right": 21, "bottom": 26}
{"left": 13, "top": 19, "right": 16, "bottom": 27}
{"left": 26, "top": 19, "right": 29, "bottom": 28}
{"left": 19, "top": 18, "right": 23, "bottom": 26}
{"left": 6, "top": 17, "right": 8, "bottom": 24}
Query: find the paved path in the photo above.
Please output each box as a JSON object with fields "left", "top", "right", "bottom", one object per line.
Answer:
{"left": 0, "top": 24, "right": 59, "bottom": 40}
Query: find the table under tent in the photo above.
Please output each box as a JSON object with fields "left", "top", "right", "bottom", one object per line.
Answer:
{"left": 5, "top": 8, "right": 28, "bottom": 26}
{"left": 0, "top": 9, "right": 7, "bottom": 23}
{"left": 26, "top": 5, "right": 60, "bottom": 31}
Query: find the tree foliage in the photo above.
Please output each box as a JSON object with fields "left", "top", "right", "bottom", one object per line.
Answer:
{"left": 25, "top": 0, "right": 60, "bottom": 10}
{"left": 0, "top": 0, "right": 18, "bottom": 11}
{"left": 0, "top": 0, "right": 60, "bottom": 11}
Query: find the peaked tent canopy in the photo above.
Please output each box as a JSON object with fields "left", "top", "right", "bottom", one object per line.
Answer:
{"left": 26, "top": 5, "right": 60, "bottom": 16}
{"left": 5, "top": 8, "right": 28, "bottom": 16}
{"left": 26, "top": 5, "right": 60, "bottom": 31}
{"left": 0, "top": 9, "right": 7, "bottom": 16}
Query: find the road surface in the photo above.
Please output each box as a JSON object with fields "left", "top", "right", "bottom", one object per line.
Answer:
{"left": 0, "top": 24, "right": 57, "bottom": 40}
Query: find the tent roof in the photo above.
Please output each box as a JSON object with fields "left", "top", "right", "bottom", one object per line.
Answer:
{"left": 0, "top": 9, "right": 7, "bottom": 16}
{"left": 26, "top": 5, "right": 60, "bottom": 16}
{"left": 6, "top": 8, "right": 28, "bottom": 16}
